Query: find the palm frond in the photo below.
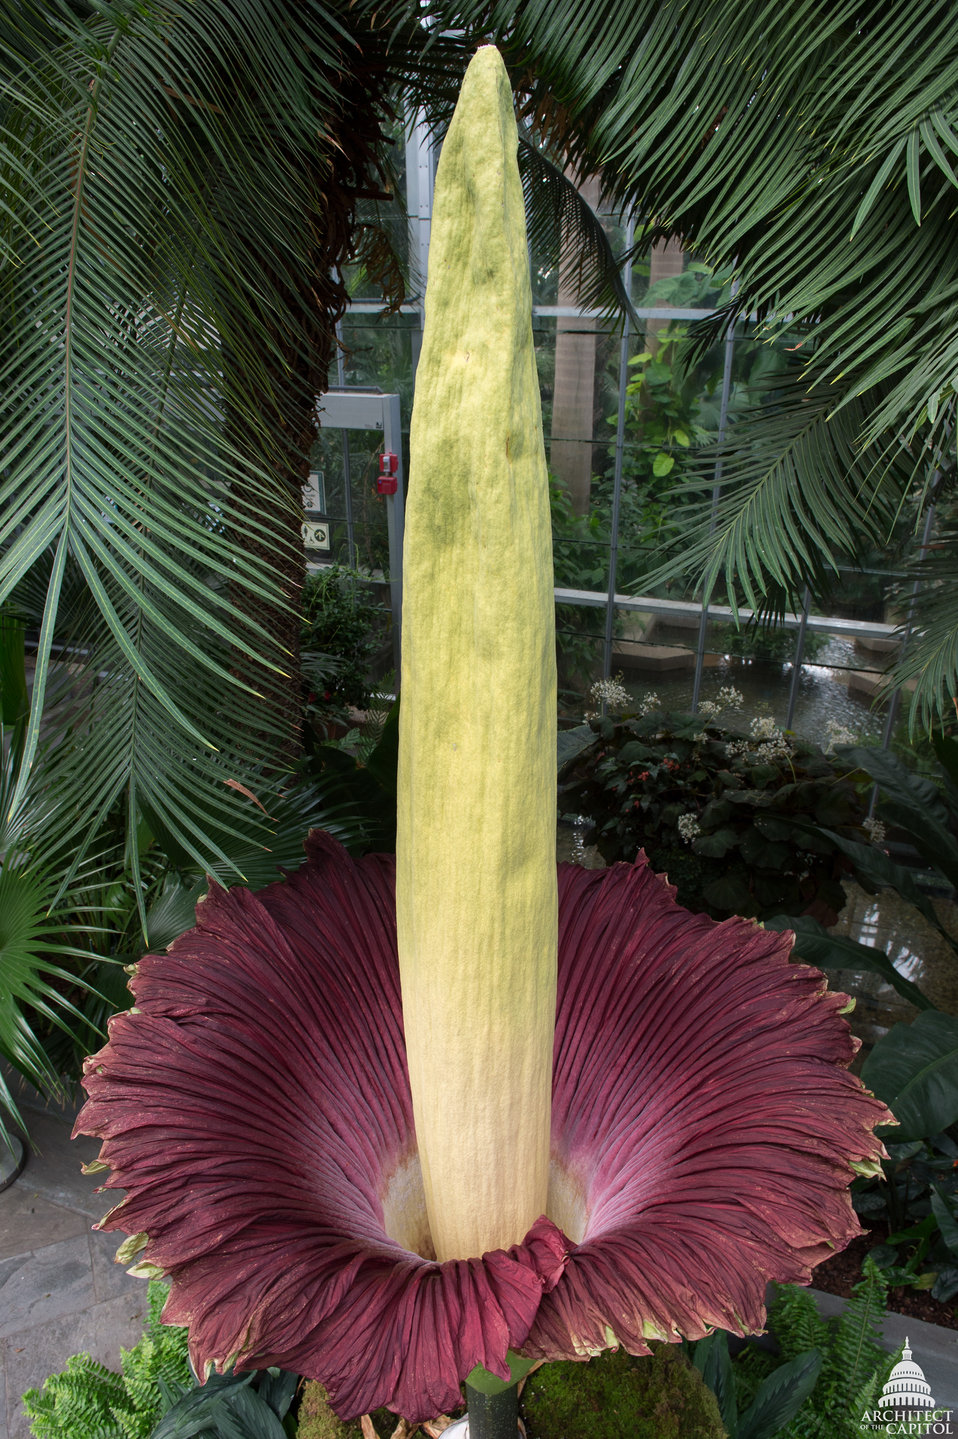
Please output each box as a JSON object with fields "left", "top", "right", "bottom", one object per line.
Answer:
{"left": 431, "top": 0, "right": 958, "bottom": 726}
{"left": 518, "top": 135, "right": 637, "bottom": 324}
{"left": 641, "top": 368, "right": 915, "bottom": 613}
{"left": 0, "top": 859, "right": 108, "bottom": 1145}
{"left": 888, "top": 525, "right": 958, "bottom": 731}
{"left": 0, "top": 0, "right": 375, "bottom": 868}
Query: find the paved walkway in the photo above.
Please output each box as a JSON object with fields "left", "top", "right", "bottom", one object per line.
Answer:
{"left": 0, "top": 1097, "right": 148, "bottom": 1439}
{"left": 1, "top": 1096, "right": 956, "bottom": 1438}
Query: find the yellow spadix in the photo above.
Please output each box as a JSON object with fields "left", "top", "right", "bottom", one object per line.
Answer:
{"left": 396, "top": 45, "right": 558, "bottom": 1263}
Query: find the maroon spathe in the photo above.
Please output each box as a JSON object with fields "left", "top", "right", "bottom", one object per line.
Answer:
{"left": 76, "top": 833, "right": 889, "bottom": 1421}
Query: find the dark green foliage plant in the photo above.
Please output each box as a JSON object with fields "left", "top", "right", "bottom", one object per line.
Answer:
{"left": 148, "top": 1366, "right": 298, "bottom": 1439}
{"left": 761, "top": 1262, "right": 895, "bottom": 1438}
{"left": 300, "top": 566, "right": 389, "bottom": 736}
{"left": 558, "top": 701, "right": 866, "bottom": 921}
{"left": 520, "top": 1345, "right": 726, "bottom": 1439}
{"left": 22, "top": 1281, "right": 299, "bottom": 1439}
{"left": 22, "top": 1282, "right": 194, "bottom": 1439}
{"left": 297, "top": 698, "right": 399, "bottom": 855}
{"left": 692, "top": 1329, "right": 821, "bottom": 1439}
{"left": 549, "top": 475, "right": 607, "bottom": 698}
{"left": 848, "top": 1009, "right": 958, "bottom": 1305}
{"left": 694, "top": 1261, "right": 899, "bottom": 1439}
{"left": 708, "top": 621, "right": 828, "bottom": 666}
{"left": 852, "top": 1131, "right": 958, "bottom": 1304}
{"left": 759, "top": 736, "right": 958, "bottom": 1307}
{"left": 837, "top": 738, "right": 958, "bottom": 931}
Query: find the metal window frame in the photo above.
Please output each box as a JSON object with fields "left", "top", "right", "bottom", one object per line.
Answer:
{"left": 313, "top": 387, "right": 405, "bottom": 673}
{"left": 335, "top": 111, "right": 915, "bottom": 742}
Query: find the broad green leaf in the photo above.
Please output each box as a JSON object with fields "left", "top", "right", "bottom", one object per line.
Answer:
{"left": 692, "top": 826, "right": 739, "bottom": 858}
{"left": 764, "top": 914, "right": 933, "bottom": 1012}
{"left": 692, "top": 1331, "right": 738, "bottom": 1437}
{"left": 839, "top": 745, "right": 958, "bottom": 888}
{"left": 930, "top": 1187, "right": 958, "bottom": 1259}
{"left": 701, "top": 873, "right": 752, "bottom": 912}
{"left": 861, "top": 1010, "right": 958, "bottom": 1140}
{"left": 738, "top": 1348, "right": 822, "bottom": 1439}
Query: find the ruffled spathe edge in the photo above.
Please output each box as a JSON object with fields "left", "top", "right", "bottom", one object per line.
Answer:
{"left": 527, "top": 860, "right": 889, "bottom": 1360}
{"left": 77, "top": 835, "right": 567, "bottom": 1420}
{"left": 75, "top": 834, "right": 891, "bottom": 1420}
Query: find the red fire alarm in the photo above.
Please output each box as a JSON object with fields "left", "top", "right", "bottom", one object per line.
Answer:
{"left": 377, "top": 452, "right": 399, "bottom": 495}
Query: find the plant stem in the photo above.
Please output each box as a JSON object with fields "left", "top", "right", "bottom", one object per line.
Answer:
{"left": 464, "top": 1379, "right": 519, "bottom": 1439}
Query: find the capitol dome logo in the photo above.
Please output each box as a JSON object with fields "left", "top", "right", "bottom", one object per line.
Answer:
{"left": 859, "top": 1338, "right": 952, "bottom": 1435}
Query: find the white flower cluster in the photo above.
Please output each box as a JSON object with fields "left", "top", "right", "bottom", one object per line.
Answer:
{"left": 722, "top": 714, "right": 794, "bottom": 764}
{"left": 637, "top": 691, "right": 661, "bottom": 717}
{"left": 754, "top": 737, "right": 795, "bottom": 763}
{"left": 824, "top": 718, "right": 857, "bottom": 753}
{"left": 698, "top": 686, "right": 745, "bottom": 721}
{"left": 746, "top": 715, "right": 794, "bottom": 762}
{"left": 863, "top": 815, "right": 887, "bottom": 846}
{"left": 677, "top": 813, "right": 701, "bottom": 844}
{"left": 584, "top": 673, "right": 632, "bottom": 721}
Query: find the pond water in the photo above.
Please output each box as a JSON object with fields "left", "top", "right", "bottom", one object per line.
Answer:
{"left": 620, "top": 634, "right": 889, "bottom": 746}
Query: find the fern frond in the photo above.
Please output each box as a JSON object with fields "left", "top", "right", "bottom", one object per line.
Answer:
{"left": 768, "top": 1282, "right": 829, "bottom": 1360}
{"left": 827, "top": 1259, "right": 889, "bottom": 1409}
{"left": 22, "top": 1282, "right": 192, "bottom": 1439}
{"left": 22, "top": 1353, "right": 130, "bottom": 1439}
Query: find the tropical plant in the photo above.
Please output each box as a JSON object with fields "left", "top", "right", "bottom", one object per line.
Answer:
{"left": 837, "top": 740, "right": 958, "bottom": 934}
{"left": 1, "top": 0, "right": 632, "bottom": 891}
{"left": 753, "top": 733, "right": 958, "bottom": 1304}
{"left": 297, "top": 699, "right": 399, "bottom": 856}
{"left": 74, "top": 57, "right": 889, "bottom": 1439}
{"left": 8, "top": 0, "right": 958, "bottom": 914}
{"left": 849, "top": 1009, "right": 958, "bottom": 1305}
{"left": 707, "top": 621, "right": 828, "bottom": 666}
{"left": 557, "top": 694, "right": 867, "bottom": 921}
{"left": 300, "top": 566, "right": 389, "bottom": 740}
{"left": 0, "top": 607, "right": 114, "bottom": 1143}
{"left": 22, "top": 1281, "right": 298, "bottom": 1439}
{"left": 5, "top": 0, "right": 957, "bottom": 1164}
{"left": 436, "top": 0, "right": 958, "bottom": 727}
{"left": 698, "top": 1260, "right": 898, "bottom": 1439}
{"left": 22, "top": 1281, "right": 193, "bottom": 1439}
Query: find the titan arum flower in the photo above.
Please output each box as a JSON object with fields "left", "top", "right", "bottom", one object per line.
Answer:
{"left": 76, "top": 46, "right": 891, "bottom": 1427}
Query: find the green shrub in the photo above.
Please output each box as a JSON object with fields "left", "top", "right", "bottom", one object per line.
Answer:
{"left": 558, "top": 697, "right": 867, "bottom": 921}
{"left": 709, "top": 620, "right": 828, "bottom": 666}
{"left": 22, "top": 1283, "right": 299, "bottom": 1439}
{"left": 300, "top": 566, "right": 388, "bottom": 729}
{"left": 691, "top": 1261, "right": 903, "bottom": 1439}
{"left": 22, "top": 1283, "right": 192, "bottom": 1439}
{"left": 753, "top": 1262, "right": 896, "bottom": 1438}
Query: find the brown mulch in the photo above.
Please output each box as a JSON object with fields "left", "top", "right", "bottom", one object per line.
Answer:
{"left": 812, "top": 1225, "right": 958, "bottom": 1332}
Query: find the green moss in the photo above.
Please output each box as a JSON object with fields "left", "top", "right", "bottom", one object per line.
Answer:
{"left": 521, "top": 1346, "right": 727, "bottom": 1439}
{"left": 296, "top": 1383, "right": 348, "bottom": 1439}
{"left": 296, "top": 1381, "right": 399, "bottom": 1439}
